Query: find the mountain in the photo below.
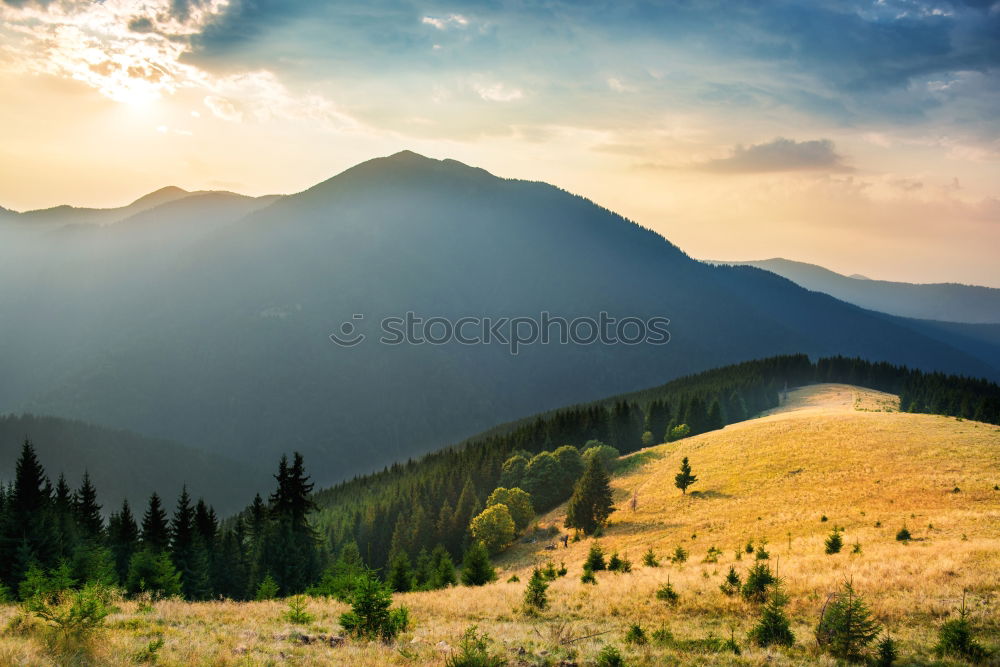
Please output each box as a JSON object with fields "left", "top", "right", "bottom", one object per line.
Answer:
{"left": 1, "top": 151, "right": 998, "bottom": 493}
{"left": 0, "top": 414, "right": 270, "bottom": 514}
{"left": 708, "top": 257, "right": 1000, "bottom": 324}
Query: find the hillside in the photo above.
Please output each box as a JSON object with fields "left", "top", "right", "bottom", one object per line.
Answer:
{"left": 3, "top": 384, "right": 995, "bottom": 665}
{"left": 0, "top": 414, "right": 270, "bottom": 514}
{"left": 710, "top": 257, "right": 1000, "bottom": 324}
{"left": 1, "top": 152, "right": 998, "bottom": 495}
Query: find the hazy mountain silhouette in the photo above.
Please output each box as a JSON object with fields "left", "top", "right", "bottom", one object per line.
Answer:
{"left": 0, "top": 414, "right": 269, "bottom": 513}
{"left": 710, "top": 257, "right": 1000, "bottom": 324}
{"left": 1, "top": 151, "right": 997, "bottom": 492}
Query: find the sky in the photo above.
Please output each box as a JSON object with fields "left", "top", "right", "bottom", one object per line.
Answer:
{"left": 1, "top": 0, "right": 998, "bottom": 286}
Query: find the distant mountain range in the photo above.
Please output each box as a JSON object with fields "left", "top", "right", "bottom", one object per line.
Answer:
{"left": 708, "top": 257, "right": 1000, "bottom": 324}
{"left": 1, "top": 151, "right": 998, "bottom": 496}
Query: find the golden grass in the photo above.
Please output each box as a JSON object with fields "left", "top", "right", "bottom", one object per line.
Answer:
{"left": 2, "top": 384, "right": 998, "bottom": 665}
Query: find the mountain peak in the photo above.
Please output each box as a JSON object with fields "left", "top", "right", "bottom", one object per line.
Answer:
{"left": 129, "top": 185, "right": 190, "bottom": 209}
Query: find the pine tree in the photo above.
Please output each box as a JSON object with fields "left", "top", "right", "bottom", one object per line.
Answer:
{"left": 674, "top": 457, "right": 698, "bottom": 494}
{"left": 51, "top": 473, "right": 78, "bottom": 561}
{"left": 816, "top": 581, "right": 881, "bottom": 662}
{"left": 0, "top": 440, "right": 55, "bottom": 588}
{"left": 107, "top": 499, "right": 139, "bottom": 586}
{"left": 749, "top": 583, "right": 795, "bottom": 647}
{"left": 73, "top": 471, "right": 103, "bottom": 542}
{"left": 564, "top": 456, "right": 615, "bottom": 535}
{"left": 388, "top": 550, "right": 414, "bottom": 592}
{"left": 461, "top": 541, "right": 496, "bottom": 586}
{"left": 523, "top": 568, "right": 549, "bottom": 611}
{"left": 141, "top": 493, "right": 170, "bottom": 552}
{"left": 259, "top": 452, "right": 321, "bottom": 595}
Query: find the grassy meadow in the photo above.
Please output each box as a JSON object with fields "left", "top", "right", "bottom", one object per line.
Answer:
{"left": 2, "top": 385, "right": 998, "bottom": 666}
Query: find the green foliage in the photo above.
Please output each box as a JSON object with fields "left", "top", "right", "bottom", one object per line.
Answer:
{"left": 581, "top": 565, "right": 596, "bottom": 584}
{"left": 754, "top": 541, "right": 770, "bottom": 560}
{"left": 581, "top": 444, "right": 620, "bottom": 472}
{"left": 703, "top": 546, "right": 723, "bottom": 563}
{"left": 445, "top": 625, "right": 507, "bottom": 667}
{"left": 624, "top": 624, "right": 647, "bottom": 645}
{"left": 607, "top": 552, "right": 632, "bottom": 573}
{"left": 565, "top": 456, "right": 615, "bottom": 535}
{"left": 825, "top": 528, "right": 844, "bottom": 554}
{"left": 484, "top": 488, "right": 534, "bottom": 533}
{"left": 674, "top": 457, "right": 697, "bottom": 494}
{"left": 523, "top": 569, "right": 549, "bottom": 612}
{"left": 254, "top": 574, "right": 280, "bottom": 601}
{"left": 816, "top": 581, "right": 881, "bottom": 662}
{"left": 874, "top": 635, "right": 898, "bottom": 666}
{"left": 670, "top": 545, "right": 688, "bottom": 564}
{"left": 595, "top": 644, "right": 626, "bottom": 667}
{"left": 720, "top": 566, "right": 741, "bottom": 596}
{"left": 655, "top": 581, "right": 679, "bottom": 604}
{"left": 642, "top": 547, "right": 658, "bottom": 567}
{"left": 749, "top": 584, "right": 794, "bottom": 648}
{"left": 126, "top": 549, "right": 182, "bottom": 599}
{"left": 22, "top": 583, "right": 118, "bottom": 640}
{"left": 284, "top": 595, "right": 314, "bottom": 624}
{"left": 339, "top": 574, "right": 409, "bottom": 642}
{"left": 469, "top": 504, "right": 517, "bottom": 554}
{"left": 461, "top": 542, "right": 496, "bottom": 587}
{"left": 935, "top": 597, "right": 987, "bottom": 662}
{"left": 895, "top": 526, "right": 912, "bottom": 542}
{"left": 741, "top": 562, "right": 777, "bottom": 604}
{"left": 388, "top": 551, "right": 414, "bottom": 593}
{"left": 585, "top": 544, "right": 607, "bottom": 571}
{"left": 667, "top": 424, "right": 691, "bottom": 441}
{"left": 499, "top": 455, "right": 528, "bottom": 490}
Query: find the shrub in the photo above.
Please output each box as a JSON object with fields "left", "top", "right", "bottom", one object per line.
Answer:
{"left": 851, "top": 541, "right": 862, "bottom": 555}
{"left": 816, "top": 581, "right": 881, "bottom": 662}
{"left": 126, "top": 549, "right": 181, "bottom": 599}
{"left": 934, "top": 597, "right": 987, "bottom": 662}
{"left": 461, "top": 542, "right": 496, "bottom": 586}
{"left": 608, "top": 553, "right": 632, "bottom": 573}
{"left": 469, "top": 505, "right": 517, "bottom": 554}
{"left": 741, "top": 563, "right": 776, "bottom": 603}
{"left": 445, "top": 625, "right": 506, "bottom": 667}
{"left": 581, "top": 565, "right": 596, "bottom": 585}
{"left": 670, "top": 546, "right": 688, "bottom": 564}
{"left": 642, "top": 547, "right": 658, "bottom": 567}
{"left": 22, "top": 583, "right": 118, "bottom": 641}
{"left": 874, "top": 635, "right": 898, "bottom": 666}
{"left": 523, "top": 569, "right": 549, "bottom": 612}
{"left": 655, "top": 581, "right": 679, "bottom": 604}
{"left": 704, "top": 546, "right": 723, "bottom": 563}
{"left": 720, "top": 566, "right": 741, "bottom": 596}
{"left": 585, "top": 544, "right": 607, "bottom": 571}
{"left": 895, "top": 526, "right": 911, "bottom": 542}
{"left": 624, "top": 624, "right": 647, "bottom": 645}
{"left": 754, "top": 542, "right": 770, "bottom": 560}
{"left": 595, "top": 644, "right": 626, "bottom": 667}
{"left": 339, "top": 575, "right": 410, "bottom": 642}
{"left": 485, "top": 487, "right": 535, "bottom": 533}
{"left": 255, "top": 574, "right": 279, "bottom": 601}
{"left": 557, "top": 562, "right": 567, "bottom": 577}
{"left": 744, "top": 541, "right": 755, "bottom": 554}
{"left": 284, "top": 595, "right": 314, "bottom": 624}
{"left": 825, "top": 528, "right": 844, "bottom": 554}
{"left": 748, "top": 584, "right": 794, "bottom": 647}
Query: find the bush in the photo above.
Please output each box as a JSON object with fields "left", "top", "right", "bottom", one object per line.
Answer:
{"left": 255, "top": 574, "right": 279, "bottom": 601}
{"left": 935, "top": 598, "right": 987, "bottom": 662}
{"left": 585, "top": 544, "right": 607, "bottom": 571}
{"left": 754, "top": 542, "right": 770, "bottom": 560}
{"left": 22, "top": 583, "right": 118, "bottom": 641}
{"left": 461, "top": 542, "right": 496, "bottom": 587}
{"left": 485, "top": 487, "right": 535, "bottom": 533}
{"left": 816, "top": 581, "right": 881, "bottom": 662}
{"left": 445, "top": 625, "right": 506, "bottom": 667}
{"left": 581, "top": 565, "right": 596, "bottom": 585}
{"left": 720, "top": 566, "right": 741, "bottom": 596}
{"left": 624, "top": 624, "right": 647, "bottom": 645}
{"left": 595, "top": 644, "right": 626, "bottom": 667}
{"left": 641, "top": 547, "right": 658, "bottom": 567}
{"left": 523, "top": 569, "right": 549, "bottom": 612}
{"left": 874, "top": 635, "right": 898, "bottom": 666}
{"left": 284, "top": 595, "right": 314, "bottom": 624}
{"left": 825, "top": 528, "right": 844, "bottom": 554}
{"left": 748, "top": 584, "right": 794, "bottom": 647}
{"left": 607, "top": 553, "right": 632, "bottom": 573}
{"left": 655, "top": 581, "right": 679, "bottom": 604}
{"left": 703, "top": 546, "right": 723, "bottom": 563}
{"left": 339, "top": 575, "right": 410, "bottom": 642}
{"left": 670, "top": 546, "right": 688, "bottom": 564}
{"left": 741, "top": 563, "right": 776, "bottom": 603}
{"left": 895, "top": 526, "right": 911, "bottom": 542}
{"left": 469, "top": 504, "right": 517, "bottom": 554}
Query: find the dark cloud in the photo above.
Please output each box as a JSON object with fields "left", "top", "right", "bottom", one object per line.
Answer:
{"left": 696, "top": 138, "right": 852, "bottom": 173}
{"left": 128, "top": 17, "right": 155, "bottom": 33}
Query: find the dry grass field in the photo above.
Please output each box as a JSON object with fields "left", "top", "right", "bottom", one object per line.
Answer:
{"left": 2, "top": 384, "right": 998, "bottom": 666}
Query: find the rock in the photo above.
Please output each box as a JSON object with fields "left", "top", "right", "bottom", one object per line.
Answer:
{"left": 328, "top": 635, "right": 345, "bottom": 647}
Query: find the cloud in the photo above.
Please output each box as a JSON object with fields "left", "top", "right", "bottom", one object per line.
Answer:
{"left": 204, "top": 95, "right": 242, "bottom": 122}
{"left": 473, "top": 82, "right": 523, "bottom": 102}
{"left": 421, "top": 14, "right": 469, "bottom": 31}
{"left": 695, "top": 138, "right": 852, "bottom": 174}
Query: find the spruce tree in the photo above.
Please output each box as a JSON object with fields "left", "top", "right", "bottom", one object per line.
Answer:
{"left": 816, "top": 581, "right": 881, "bottom": 662}
{"left": 141, "top": 493, "right": 170, "bottom": 552}
{"left": 749, "top": 583, "right": 795, "bottom": 647}
{"left": 0, "top": 440, "right": 55, "bottom": 587}
{"left": 674, "top": 457, "right": 698, "bottom": 494}
{"left": 260, "top": 452, "right": 321, "bottom": 595}
{"left": 73, "top": 471, "right": 103, "bottom": 542}
{"left": 461, "top": 541, "right": 496, "bottom": 586}
{"left": 51, "top": 473, "right": 78, "bottom": 561}
{"left": 107, "top": 499, "right": 139, "bottom": 586}
{"left": 564, "top": 456, "right": 614, "bottom": 535}
{"left": 523, "top": 568, "right": 549, "bottom": 611}
{"left": 388, "top": 550, "right": 414, "bottom": 592}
